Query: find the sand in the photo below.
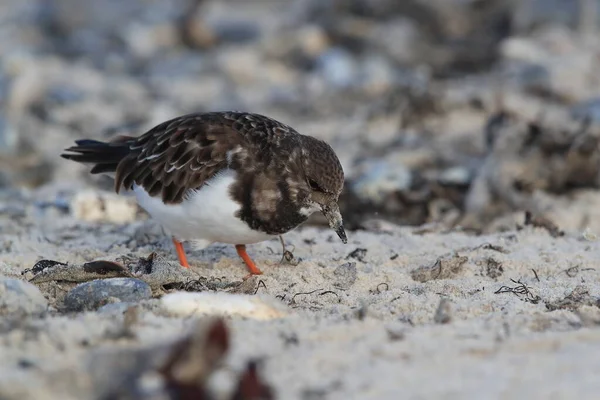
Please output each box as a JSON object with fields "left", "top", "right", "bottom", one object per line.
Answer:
{"left": 1, "top": 188, "right": 600, "bottom": 399}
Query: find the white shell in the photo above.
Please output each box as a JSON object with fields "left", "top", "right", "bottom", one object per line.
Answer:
{"left": 161, "top": 291, "right": 288, "bottom": 320}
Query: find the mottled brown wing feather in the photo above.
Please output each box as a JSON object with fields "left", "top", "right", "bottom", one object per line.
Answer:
{"left": 115, "top": 114, "right": 244, "bottom": 204}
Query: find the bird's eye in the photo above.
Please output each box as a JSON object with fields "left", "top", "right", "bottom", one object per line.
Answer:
{"left": 308, "top": 179, "right": 322, "bottom": 192}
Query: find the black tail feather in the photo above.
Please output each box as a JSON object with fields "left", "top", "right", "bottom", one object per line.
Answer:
{"left": 74, "top": 139, "right": 106, "bottom": 147}
{"left": 61, "top": 139, "right": 131, "bottom": 175}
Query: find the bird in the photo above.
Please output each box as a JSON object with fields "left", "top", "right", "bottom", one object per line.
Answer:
{"left": 61, "top": 111, "right": 347, "bottom": 275}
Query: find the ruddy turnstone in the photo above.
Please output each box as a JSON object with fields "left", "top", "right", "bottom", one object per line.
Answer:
{"left": 62, "top": 112, "right": 346, "bottom": 275}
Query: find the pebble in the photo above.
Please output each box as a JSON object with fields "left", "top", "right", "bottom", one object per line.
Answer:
{"left": 0, "top": 278, "right": 48, "bottom": 316}
{"left": 0, "top": 116, "right": 18, "bottom": 156}
{"left": 64, "top": 278, "right": 152, "bottom": 312}
{"left": 434, "top": 298, "right": 452, "bottom": 324}
{"left": 317, "top": 48, "right": 358, "bottom": 89}
{"left": 351, "top": 160, "right": 413, "bottom": 205}
{"left": 333, "top": 262, "right": 357, "bottom": 290}
{"left": 438, "top": 166, "right": 472, "bottom": 186}
{"left": 572, "top": 98, "right": 600, "bottom": 124}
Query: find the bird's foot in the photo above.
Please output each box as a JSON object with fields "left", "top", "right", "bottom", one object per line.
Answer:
{"left": 172, "top": 237, "right": 190, "bottom": 268}
{"left": 236, "top": 244, "right": 263, "bottom": 275}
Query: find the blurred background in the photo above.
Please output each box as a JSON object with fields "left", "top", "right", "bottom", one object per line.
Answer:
{"left": 2, "top": 0, "right": 600, "bottom": 234}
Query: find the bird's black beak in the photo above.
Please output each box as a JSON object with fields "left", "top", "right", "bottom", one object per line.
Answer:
{"left": 321, "top": 202, "right": 347, "bottom": 244}
{"left": 335, "top": 224, "right": 347, "bottom": 244}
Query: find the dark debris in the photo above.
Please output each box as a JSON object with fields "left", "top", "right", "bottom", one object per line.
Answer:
{"left": 22, "top": 259, "right": 67, "bottom": 276}
{"left": 494, "top": 279, "right": 541, "bottom": 304}
{"left": 346, "top": 248, "right": 367, "bottom": 262}
{"left": 411, "top": 254, "right": 468, "bottom": 282}
{"left": 545, "top": 285, "right": 600, "bottom": 312}
{"left": 523, "top": 211, "right": 564, "bottom": 238}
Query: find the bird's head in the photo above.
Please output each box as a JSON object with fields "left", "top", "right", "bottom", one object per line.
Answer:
{"left": 299, "top": 136, "right": 346, "bottom": 243}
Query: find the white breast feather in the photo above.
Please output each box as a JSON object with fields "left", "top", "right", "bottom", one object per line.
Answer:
{"left": 133, "top": 170, "right": 274, "bottom": 245}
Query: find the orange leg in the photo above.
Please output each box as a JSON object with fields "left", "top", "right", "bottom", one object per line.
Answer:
{"left": 172, "top": 238, "right": 190, "bottom": 268}
{"left": 235, "top": 245, "right": 262, "bottom": 275}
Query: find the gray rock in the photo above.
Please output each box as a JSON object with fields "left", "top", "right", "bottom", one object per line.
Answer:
{"left": 209, "top": 20, "right": 261, "bottom": 44}
{"left": 97, "top": 302, "right": 136, "bottom": 314}
{"left": 0, "top": 116, "right": 18, "bottom": 156}
{"left": 438, "top": 166, "right": 472, "bottom": 186}
{"left": 513, "top": 0, "right": 587, "bottom": 31}
{"left": 0, "top": 278, "right": 48, "bottom": 316}
{"left": 372, "top": 18, "right": 422, "bottom": 66}
{"left": 434, "top": 298, "right": 452, "bottom": 324}
{"left": 351, "top": 160, "right": 412, "bottom": 205}
{"left": 64, "top": 278, "right": 152, "bottom": 312}
{"left": 503, "top": 62, "right": 551, "bottom": 94}
{"left": 317, "top": 48, "right": 358, "bottom": 89}
{"left": 572, "top": 98, "right": 600, "bottom": 123}
{"left": 333, "top": 262, "right": 357, "bottom": 290}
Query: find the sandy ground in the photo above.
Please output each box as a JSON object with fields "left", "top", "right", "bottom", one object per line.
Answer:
{"left": 1, "top": 187, "right": 600, "bottom": 399}
{"left": 2, "top": 1, "right": 600, "bottom": 399}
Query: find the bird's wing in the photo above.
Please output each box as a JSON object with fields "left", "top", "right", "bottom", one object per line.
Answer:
{"left": 115, "top": 113, "right": 246, "bottom": 204}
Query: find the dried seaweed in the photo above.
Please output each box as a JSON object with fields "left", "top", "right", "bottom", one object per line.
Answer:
{"left": 346, "top": 248, "right": 368, "bottom": 262}
{"left": 278, "top": 236, "right": 299, "bottom": 266}
{"left": 26, "top": 253, "right": 199, "bottom": 294}
{"left": 290, "top": 289, "right": 323, "bottom": 304}
{"left": 561, "top": 265, "right": 596, "bottom": 278}
{"left": 253, "top": 280, "right": 267, "bottom": 295}
{"left": 494, "top": 279, "right": 541, "bottom": 304}
{"left": 83, "top": 261, "right": 133, "bottom": 277}
{"left": 545, "top": 285, "right": 600, "bottom": 311}
{"left": 371, "top": 283, "right": 389, "bottom": 294}
{"left": 457, "top": 243, "right": 509, "bottom": 254}
{"left": 21, "top": 259, "right": 66, "bottom": 276}
{"left": 288, "top": 288, "right": 341, "bottom": 309}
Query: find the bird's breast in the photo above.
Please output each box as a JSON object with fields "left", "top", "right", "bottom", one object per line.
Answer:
{"left": 133, "top": 169, "right": 274, "bottom": 244}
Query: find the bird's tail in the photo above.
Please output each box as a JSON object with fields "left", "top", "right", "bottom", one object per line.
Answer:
{"left": 61, "top": 137, "right": 133, "bottom": 175}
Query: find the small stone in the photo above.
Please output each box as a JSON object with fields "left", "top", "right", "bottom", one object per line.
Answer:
{"left": 360, "top": 55, "right": 398, "bottom": 95}
{"left": 64, "top": 278, "right": 152, "bottom": 312}
{"left": 438, "top": 166, "right": 472, "bottom": 186}
{"left": 434, "top": 298, "right": 452, "bottom": 324}
{"left": 351, "top": 160, "right": 412, "bottom": 205}
{"left": 572, "top": 98, "right": 600, "bottom": 124}
{"left": 297, "top": 25, "right": 329, "bottom": 58}
{"left": 0, "top": 115, "right": 18, "bottom": 155}
{"left": 317, "top": 48, "right": 358, "bottom": 89}
{"left": 0, "top": 278, "right": 48, "bottom": 317}
{"left": 385, "top": 322, "right": 408, "bottom": 341}
{"left": 333, "top": 262, "right": 357, "bottom": 290}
